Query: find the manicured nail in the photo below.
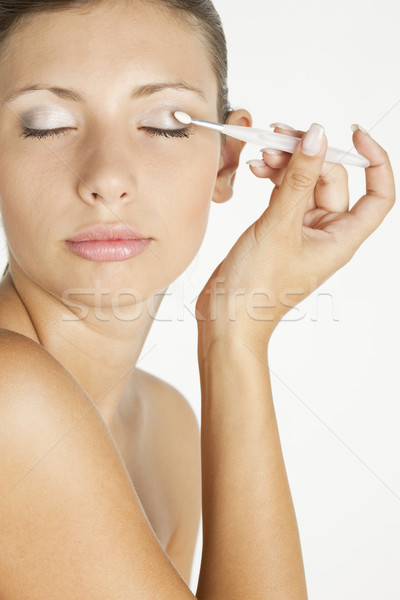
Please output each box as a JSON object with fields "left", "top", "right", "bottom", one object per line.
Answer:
{"left": 246, "top": 159, "right": 267, "bottom": 167}
{"left": 351, "top": 124, "right": 368, "bottom": 134}
{"left": 269, "top": 122, "right": 296, "bottom": 131}
{"left": 260, "top": 148, "right": 282, "bottom": 155}
{"left": 301, "top": 123, "right": 324, "bottom": 157}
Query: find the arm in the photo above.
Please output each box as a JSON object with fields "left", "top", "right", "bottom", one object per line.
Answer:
{"left": 0, "top": 330, "right": 196, "bottom": 600}
{"left": 195, "top": 334, "right": 307, "bottom": 600}
{"left": 194, "top": 123, "right": 394, "bottom": 599}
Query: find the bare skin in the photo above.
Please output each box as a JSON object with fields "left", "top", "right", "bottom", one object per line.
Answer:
{"left": 0, "top": 270, "right": 201, "bottom": 586}
{"left": 0, "top": 0, "right": 248, "bottom": 434}
{"left": 1, "top": 1, "right": 394, "bottom": 598}
{"left": 0, "top": 1, "right": 243, "bottom": 592}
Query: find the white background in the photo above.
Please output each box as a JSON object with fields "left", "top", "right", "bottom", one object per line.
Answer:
{"left": 1, "top": 1, "right": 399, "bottom": 598}
{"left": 145, "top": 0, "right": 399, "bottom": 597}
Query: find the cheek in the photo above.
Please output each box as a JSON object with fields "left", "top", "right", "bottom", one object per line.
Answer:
{"left": 172, "top": 171, "right": 213, "bottom": 232}
{"left": 141, "top": 142, "right": 219, "bottom": 279}
{"left": 0, "top": 155, "right": 59, "bottom": 260}
{"left": 0, "top": 160, "right": 32, "bottom": 243}
{"left": 147, "top": 147, "right": 218, "bottom": 237}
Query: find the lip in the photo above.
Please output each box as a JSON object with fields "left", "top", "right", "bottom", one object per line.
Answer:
{"left": 66, "top": 224, "right": 149, "bottom": 242}
{"left": 65, "top": 224, "right": 152, "bottom": 262}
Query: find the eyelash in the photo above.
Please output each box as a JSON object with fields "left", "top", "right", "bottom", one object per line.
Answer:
{"left": 21, "top": 126, "right": 192, "bottom": 140}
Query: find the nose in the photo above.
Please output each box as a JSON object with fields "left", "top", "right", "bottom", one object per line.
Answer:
{"left": 77, "top": 131, "right": 137, "bottom": 207}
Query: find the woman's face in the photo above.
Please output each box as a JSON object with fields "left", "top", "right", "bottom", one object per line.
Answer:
{"left": 0, "top": 0, "right": 222, "bottom": 307}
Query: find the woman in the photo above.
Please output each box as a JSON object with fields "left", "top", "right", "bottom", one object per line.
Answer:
{"left": 0, "top": 0, "right": 395, "bottom": 598}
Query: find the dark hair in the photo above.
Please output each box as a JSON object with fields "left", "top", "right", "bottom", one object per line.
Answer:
{"left": 0, "top": 0, "right": 232, "bottom": 122}
{"left": 0, "top": 0, "right": 233, "bottom": 280}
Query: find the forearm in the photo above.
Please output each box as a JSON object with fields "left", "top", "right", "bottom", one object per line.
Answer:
{"left": 195, "top": 334, "right": 307, "bottom": 600}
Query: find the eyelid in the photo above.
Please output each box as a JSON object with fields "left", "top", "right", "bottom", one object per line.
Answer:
{"left": 19, "top": 104, "right": 186, "bottom": 130}
{"left": 20, "top": 107, "right": 76, "bottom": 129}
{"left": 137, "top": 107, "right": 187, "bottom": 129}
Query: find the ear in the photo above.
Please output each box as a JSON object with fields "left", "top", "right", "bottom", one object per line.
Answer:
{"left": 212, "top": 108, "right": 252, "bottom": 204}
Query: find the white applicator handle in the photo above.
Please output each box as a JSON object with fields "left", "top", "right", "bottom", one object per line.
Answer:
{"left": 173, "top": 113, "right": 370, "bottom": 169}
{"left": 221, "top": 124, "right": 369, "bottom": 168}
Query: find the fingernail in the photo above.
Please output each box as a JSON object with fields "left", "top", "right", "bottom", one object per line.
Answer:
{"left": 260, "top": 148, "right": 282, "bottom": 155}
{"left": 269, "top": 122, "right": 296, "bottom": 131}
{"left": 351, "top": 123, "right": 368, "bottom": 134}
{"left": 246, "top": 159, "right": 267, "bottom": 167}
{"left": 301, "top": 123, "right": 324, "bottom": 157}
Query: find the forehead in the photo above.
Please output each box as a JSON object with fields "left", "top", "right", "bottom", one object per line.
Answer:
{"left": 0, "top": 1, "right": 218, "bottom": 107}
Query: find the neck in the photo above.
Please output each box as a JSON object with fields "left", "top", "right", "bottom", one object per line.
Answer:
{"left": 0, "top": 265, "right": 166, "bottom": 429}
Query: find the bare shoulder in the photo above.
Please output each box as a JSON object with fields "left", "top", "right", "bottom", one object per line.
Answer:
{"left": 0, "top": 331, "right": 195, "bottom": 599}
{"left": 0, "top": 326, "right": 68, "bottom": 370}
{"left": 0, "top": 326, "right": 47, "bottom": 358}
{"left": 135, "top": 367, "right": 199, "bottom": 432}
{"left": 134, "top": 367, "right": 201, "bottom": 502}
{"left": 0, "top": 327, "right": 78, "bottom": 396}
{"left": 0, "top": 328, "right": 95, "bottom": 424}
{"left": 134, "top": 368, "right": 201, "bottom": 587}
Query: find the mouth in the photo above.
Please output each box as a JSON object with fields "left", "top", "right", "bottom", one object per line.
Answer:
{"left": 66, "top": 224, "right": 150, "bottom": 243}
{"left": 65, "top": 224, "right": 152, "bottom": 262}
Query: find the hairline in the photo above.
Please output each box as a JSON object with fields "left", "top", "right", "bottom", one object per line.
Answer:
{"left": 0, "top": 0, "right": 225, "bottom": 120}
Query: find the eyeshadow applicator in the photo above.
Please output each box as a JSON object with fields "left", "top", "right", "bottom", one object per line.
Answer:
{"left": 174, "top": 111, "right": 369, "bottom": 168}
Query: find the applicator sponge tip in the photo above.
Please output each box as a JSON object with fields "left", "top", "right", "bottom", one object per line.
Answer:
{"left": 174, "top": 111, "right": 192, "bottom": 125}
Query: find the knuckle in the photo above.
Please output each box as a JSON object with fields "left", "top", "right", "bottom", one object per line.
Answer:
{"left": 319, "top": 164, "right": 348, "bottom": 185}
{"left": 336, "top": 164, "right": 349, "bottom": 180}
{"left": 286, "top": 169, "right": 315, "bottom": 192}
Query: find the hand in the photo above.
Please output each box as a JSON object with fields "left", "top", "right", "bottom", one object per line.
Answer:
{"left": 248, "top": 122, "right": 349, "bottom": 216}
{"left": 196, "top": 122, "right": 396, "bottom": 349}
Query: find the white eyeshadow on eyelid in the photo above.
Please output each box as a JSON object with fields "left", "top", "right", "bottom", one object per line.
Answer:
{"left": 138, "top": 107, "right": 186, "bottom": 129}
{"left": 20, "top": 104, "right": 186, "bottom": 130}
{"left": 20, "top": 107, "right": 76, "bottom": 129}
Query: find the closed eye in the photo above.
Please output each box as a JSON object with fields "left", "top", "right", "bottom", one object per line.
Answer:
{"left": 22, "top": 127, "right": 72, "bottom": 140}
{"left": 142, "top": 126, "right": 193, "bottom": 139}
{"left": 21, "top": 126, "right": 193, "bottom": 140}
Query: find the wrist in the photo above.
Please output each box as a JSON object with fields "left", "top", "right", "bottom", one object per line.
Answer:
{"left": 195, "top": 292, "right": 278, "bottom": 361}
{"left": 197, "top": 320, "right": 272, "bottom": 367}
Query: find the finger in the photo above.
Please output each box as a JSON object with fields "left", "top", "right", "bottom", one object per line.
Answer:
{"left": 262, "top": 125, "right": 304, "bottom": 164}
{"left": 260, "top": 153, "right": 349, "bottom": 211}
{"left": 262, "top": 123, "right": 327, "bottom": 233}
{"left": 261, "top": 125, "right": 305, "bottom": 170}
{"left": 347, "top": 126, "right": 396, "bottom": 247}
{"left": 269, "top": 122, "right": 306, "bottom": 136}
{"left": 314, "top": 160, "right": 349, "bottom": 212}
{"left": 246, "top": 160, "right": 277, "bottom": 178}
{"left": 261, "top": 148, "right": 290, "bottom": 169}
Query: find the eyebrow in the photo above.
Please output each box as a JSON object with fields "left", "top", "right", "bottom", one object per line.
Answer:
{"left": 2, "top": 81, "right": 207, "bottom": 104}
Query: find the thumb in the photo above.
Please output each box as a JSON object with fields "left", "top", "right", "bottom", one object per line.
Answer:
{"left": 265, "top": 122, "right": 327, "bottom": 233}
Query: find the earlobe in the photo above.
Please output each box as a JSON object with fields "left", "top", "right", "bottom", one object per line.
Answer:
{"left": 212, "top": 108, "right": 252, "bottom": 204}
